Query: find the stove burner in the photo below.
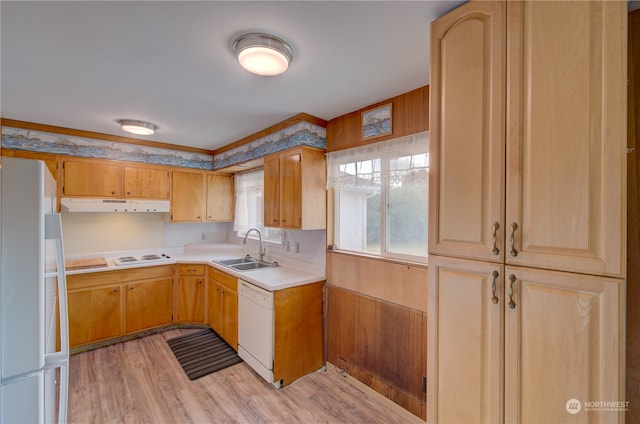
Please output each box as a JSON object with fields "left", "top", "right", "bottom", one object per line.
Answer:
{"left": 117, "top": 257, "right": 138, "bottom": 263}
{"left": 113, "top": 253, "right": 171, "bottom": 266}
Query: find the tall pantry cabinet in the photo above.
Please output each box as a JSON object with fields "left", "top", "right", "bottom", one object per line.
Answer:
{"left": 427, "top": 1, "right": 627, "bottom": 423}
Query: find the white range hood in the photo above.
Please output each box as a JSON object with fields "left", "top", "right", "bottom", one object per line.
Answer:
{"left": 61, "top": 198, "right": 170, "bottom": 213}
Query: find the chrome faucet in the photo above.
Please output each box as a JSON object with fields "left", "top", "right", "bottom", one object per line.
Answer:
{"left": 243, "top": 228, "right": 266, "bottom": 262}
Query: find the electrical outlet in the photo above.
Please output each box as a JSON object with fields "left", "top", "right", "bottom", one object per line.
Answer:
{"left": 201, "top": 232, "right": 207, "bottom": 240}
{"left": 285, "top": 240, "right": 290, "bottom": 252}
{"left": 295, "top": 242, "right": 300, "bottom": 253}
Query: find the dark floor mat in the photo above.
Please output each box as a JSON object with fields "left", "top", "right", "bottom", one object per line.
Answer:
{"left": 167, "top": 329, "right": 242, "bottom": 380}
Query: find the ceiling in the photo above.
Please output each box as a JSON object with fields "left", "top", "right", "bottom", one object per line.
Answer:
{"left": 0, "top": 1, "right": 464, "bottom": 152}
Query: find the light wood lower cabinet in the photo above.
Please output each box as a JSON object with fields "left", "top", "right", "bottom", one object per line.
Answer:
{"left": 68, "top": 284, "right": 122, "bottom": 347}
{"left": 428, "top": 255, "right": 624, "bottom": 423}
{"left": 125, "top": 277, "right": 173, "bottom": 333}
{"left": 274, "top": 281, "right": 324, "bottom": 387}
{"left": 176, "top": 264, "right": 205, "bottom": 323}
{"left": 67, "top": 265, "right": 174, "bottom": 348}
{"left": 207, "top": 266, "right": 238, "bottom": 349}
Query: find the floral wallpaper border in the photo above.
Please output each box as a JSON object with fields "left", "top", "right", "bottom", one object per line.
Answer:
{"left": 213, "top": 121, "right": 327, "bottom": 170}
{"left": 1, "top": 127, "right": 213, "bottom": 170}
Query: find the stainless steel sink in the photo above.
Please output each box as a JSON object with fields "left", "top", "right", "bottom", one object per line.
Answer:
{"left": 230, "top": 261, "right": 278, "bottom": 271}
{"left": 216, "top": 256, "right": 256, "bottom": 266}
{"left": 215, "top": 256, "right": 278, "bottom": 272}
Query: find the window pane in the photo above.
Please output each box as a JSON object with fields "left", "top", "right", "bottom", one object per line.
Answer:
{"left": 387, "top": 160, "right": 428, "bottom": 257}
{"left": 234, "top": 169, "right": 282, "bottom": 243}
{"left": 338, "top": 187, "right": 380, "bottom": 255}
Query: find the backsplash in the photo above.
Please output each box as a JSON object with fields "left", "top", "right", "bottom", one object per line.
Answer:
{"left": 61, "top": 212, "right": 229, "bottom": 255}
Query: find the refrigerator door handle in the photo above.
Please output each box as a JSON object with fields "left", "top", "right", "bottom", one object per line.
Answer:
{"left": 44, "top": 213, "right": 69, "bottom": 365}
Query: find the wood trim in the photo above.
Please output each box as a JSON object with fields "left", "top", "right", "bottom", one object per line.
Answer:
{"left": 627, "top": 7, "right": 640, "bottom": 421}
{"left": 0, "top": 118, "right": 214, "bottom": 156}
{"left": 212, "top": 113, "right": 328, "bottom": 155}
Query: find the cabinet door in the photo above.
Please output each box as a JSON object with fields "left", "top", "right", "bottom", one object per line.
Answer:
{"left": 125, "top": 277, "right": 173, "bottom": 333}
{"left": 63, "top": 159, "right": 121, "bottom": 197}
{"left": 207, "top": 280, "right": 222, "bottom": 333}
{"left": 177, "top": 276, "right": 205, "bottom": 322}
{"left": 221, "top": 286, "right": 238, "bottom": 349}
{"left": 428, "top": 1, "right": 506, "bottom": 262}
{"left": 427, "top": 255, "right": 503, "bottom": 423}
{"left": 206, "top": 174, "right": 234, "bottom": 221}
{"left": 504, "top": 266, "right": 623, "bottom": 423}
{"left": 68, "top": 285, "right": 121, "bottom": 347}
{"left": 123, "top": 166, "right": 169, "bottom": 199}
{"left": 505, "top": 1, "right": 626, "bottom": 277}
{"left": 280, "top": 152, "right": 302, "bottom": 228}
{"left": 171, "top": 171, "right": 205, "bottom": 222}
{"left": 263, "top": 154, "right": 281, "bottom": 227}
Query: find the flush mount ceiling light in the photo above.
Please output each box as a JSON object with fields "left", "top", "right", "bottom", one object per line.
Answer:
{"left": 117, "top": 119, "right": 158, "bottom": 135}
{"left": 233, "top": 32, "right": 294, "bottom": 76}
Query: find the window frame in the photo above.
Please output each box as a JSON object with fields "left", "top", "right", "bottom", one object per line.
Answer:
{"left": 330, "top": 135, "right": 428, "bottom": 264}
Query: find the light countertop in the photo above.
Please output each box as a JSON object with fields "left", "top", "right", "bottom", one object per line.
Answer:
{"left": 65, "top": 243, "right": 326, "bottom": 291}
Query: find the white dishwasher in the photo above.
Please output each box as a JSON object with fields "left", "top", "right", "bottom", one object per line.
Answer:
{"left": 237, "top": 279, "right": 279, "bottom": 387}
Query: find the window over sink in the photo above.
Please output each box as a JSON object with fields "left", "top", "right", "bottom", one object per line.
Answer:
{"left": 234, "top": 169, "right": 282, "bottom": 244}
{"left": 327, "top": 132, "right": 428, "bottom": 263}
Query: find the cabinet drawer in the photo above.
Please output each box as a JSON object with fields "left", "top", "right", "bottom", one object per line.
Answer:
{"left": 178, "top": 264, "right": 205, "bottom": 276}
{"left": 208, "top": 266, "right": 237, "bottom": 290}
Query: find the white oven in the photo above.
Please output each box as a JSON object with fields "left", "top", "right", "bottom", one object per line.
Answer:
{"left": 237, "top": 280, "right": 279, "bottom": 387}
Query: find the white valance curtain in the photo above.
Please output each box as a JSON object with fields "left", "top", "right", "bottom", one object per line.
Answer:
{"left": 326, "top": 131, "right": 429, "bottom": 190}
{"left": 234, "top": 169, "right": 264, "bottom": 236}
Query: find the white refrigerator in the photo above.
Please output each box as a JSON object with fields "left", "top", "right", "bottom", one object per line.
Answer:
{"left": 0, "top": 157, "right": 69, "bottom": 423}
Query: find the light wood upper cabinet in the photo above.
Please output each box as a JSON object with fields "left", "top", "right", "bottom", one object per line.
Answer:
{"left": 429, "top": 0, "right": 626, "bottom": 277}
{"left": 171, "top": 170, "right": 205, "bottom": 222}
{"left": 62, "top": 159, "right": 122, "bottom": 197}
{"left": 206, "top": 174, "right": 234, "bottom": 222}
{"left": 504, "top": 266, "right": 623, "bottom": 423}
{"left": 264, "top": 154, "right": 281, "bottom": 228}
{"left": 123, "top": 166, "right": 169, "bottom": 199}
{"left": 63, "top": 157, "right": 170, "bottom": 200}
{"left": 505, "top": 1, "right": 626, "bottom": 277}
{"left": 428, "top": 1, "right": 506, "bottom": 263}
{"left": 171, "top": 171, "right": 234, "bottom": 223}
{"left": 263, "top": 146, "right": 326, "bottom": 230}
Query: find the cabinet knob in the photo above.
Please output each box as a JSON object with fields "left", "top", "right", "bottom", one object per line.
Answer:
{"left": 111, "top": 191, "right": 115, "bottom": 195}
{"left": 273, "top": 219, "right": 278, "bottom": 223}
{"left": 282, "top": 219, "right": 286, "bottom": 223}
{"left": 127, "top": 191, "right": 131, "bottom": 195}
{"left": 129, "top": 286, "right": 134, "bottom": 291}
{"left": 113, "top": 288, "right": 119, "bottom": 293}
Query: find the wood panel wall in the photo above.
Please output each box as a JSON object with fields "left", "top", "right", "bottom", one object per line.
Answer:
{"left": 327, "top": 251, "right": 428, "bottom": 312}
{"left": 627, "top": 8, "right": 640, "bottom": 423}
{"left": 326, "top": 86, "right": 429, "bottom": 152}
{"left": 327, "top": 285, "right": 427, "bottom": 419}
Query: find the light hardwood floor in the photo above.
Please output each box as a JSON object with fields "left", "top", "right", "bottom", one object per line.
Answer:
{"left": 68, "top": 329, "right": 425, "bottom": 423}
